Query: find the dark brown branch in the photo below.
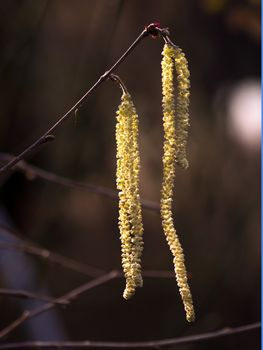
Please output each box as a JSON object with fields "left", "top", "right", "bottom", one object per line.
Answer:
{"left": 0, "top": 289, "right": 68, "bottom": 305}
{"left": 0, "top": 242, "right": 104, "bottom": 277}
{"left": 0, "top": 322, "right": 260, "bottom": 349}
{"left": 0, "top": 230, "right": 174, "bottom": 339}
{"left": 0, "top": 241, "right": 104, "bottom": 277}
{"left": 0, "top": 153, "right": 160, "bottom": 212}
{"left": 0, "top": 24, "right": 162, "bottom": 176}
{"left": 0, "top": 225, "right": 105, "bottom": 277}
{"left": 0, "top": 271, "right": 119, "bottom": 340}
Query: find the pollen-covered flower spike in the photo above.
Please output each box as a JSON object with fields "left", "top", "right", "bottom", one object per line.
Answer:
{"left": 162, "top": 43, "right": 190, "bottom": 169}
{"left": 115, "top": 89, "right": 144, "bottom": 300}
{"left": 161, "top": 43, "right": 195, "bottom": 322}
{"left": 174, "top": 46, "right": 190, "bottom": 169}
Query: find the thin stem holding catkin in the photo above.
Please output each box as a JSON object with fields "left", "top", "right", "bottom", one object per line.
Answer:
{"left": 0, "top": 24, "right": 162, "bottom": 176}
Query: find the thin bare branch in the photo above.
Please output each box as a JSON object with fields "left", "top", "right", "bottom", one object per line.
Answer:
{"left": 0, "top": 289, "right": 68, "bottom": 305}
{"left": 0, "top": 322, "right": 259, "bottom": 349}
{"left": 0, "top": 262, "right": 176, "bottom": 341}
{"left": 1, "top": 224, "right": 255, "bottom": 346}
{"left": 0, "top": 224, "right": 105, "bottom": 277}
{"left": 0, "top": 271, "right": 119, "bottom": 340}
{"left": 0, "top": 24, "right": 163, "bottom": 176}
{"left": 0, "top": 153, "right": 160, "bottom": 212}
{"left": 0, "top": 242, "right": 104, "bottom": 277}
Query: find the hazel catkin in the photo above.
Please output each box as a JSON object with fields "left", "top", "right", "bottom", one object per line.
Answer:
{"left": 161, "top": 43, "right": 195, "bottom": 322}
{"left": 115, "top": 92, "right": 144, "bottom": 299}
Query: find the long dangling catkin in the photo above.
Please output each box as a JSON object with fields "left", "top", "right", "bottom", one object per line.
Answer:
{"left": 116, "top": 92, "right": 144, "bottom": 299}
{"left": 161, "top": 43, "right": 195, "bottom": 322}
{"left": 174, "top": 47, "right": 190, "bottom": 169}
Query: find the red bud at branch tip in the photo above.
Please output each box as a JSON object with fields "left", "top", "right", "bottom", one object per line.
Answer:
{"left": 145, "top": 22, "right": 161, "bottom": 38}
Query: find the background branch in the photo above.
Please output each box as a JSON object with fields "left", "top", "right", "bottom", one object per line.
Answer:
{"left": 0, "top": 271, "right": 119, "bottom": 340}
{"left": 0, "top": 224, "right": 105, "bottom": 277}
{"left": 0, "top": 289, "right": 68, "bottom": 305}
{"left": 0, "top": 322, "right": 260, "bottom": 349}
{"left": 0, "top": 254, "right": 175, "bottom": 341}
{"left": 0, "top": 221, "right": 176, "bottom": 342}
{"left": 0, "top": 153, "right": 160, "bottom": 212}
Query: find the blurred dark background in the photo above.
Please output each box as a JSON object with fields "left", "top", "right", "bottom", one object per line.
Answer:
{"left": 0, "top": 0, "right": 260, "bottom": 349}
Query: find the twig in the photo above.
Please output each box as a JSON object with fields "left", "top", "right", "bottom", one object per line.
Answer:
{"left": 0, "top": 225, "right": 105, "bottom": 277}
{"left": 0, "top": 250, "right": 175, "bottom": 341}
{"left": 0, "top": 23, "right": 162, "bottom": 176}
{"left": 0, "top": 289, "right": 68, "bottom": 305}
{"left": 0, "top": 270, "right": 119, "bottom": 340}
{"left": 0, "top": 136, "right": 54, "bottom": 177}
{"left": 1, "top": 224, "right": 256, "bottom": 346}
{"left": 0, "top": 242, "right": 104, "bottom": 277}
{"left": 0, "top": 153, "right": 160, "bottom": 212}
{"left": 0, "top": 322, "right": 260, "bottom": 349}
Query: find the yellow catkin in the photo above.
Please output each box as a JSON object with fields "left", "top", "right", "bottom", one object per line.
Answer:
{"left": 116, "top": 92, "right": 144, "bottom": 299}
{"left": 161, "top": 43, "right": 195, "bottom": 322}
{"left": 174, "top": 47, "right": 190, "bottom": 170}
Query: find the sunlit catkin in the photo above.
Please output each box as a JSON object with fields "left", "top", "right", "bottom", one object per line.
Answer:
{"left": 174, "top": 47, "right": 190, "bottom": 169}
{"left": 161, "top": 43, "right": 195, "bottom": 322}
{"left": 116, "top": 92, "right": 144, "bottom": 299}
